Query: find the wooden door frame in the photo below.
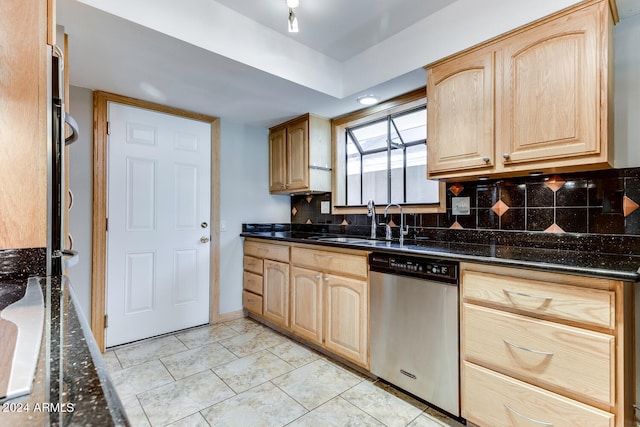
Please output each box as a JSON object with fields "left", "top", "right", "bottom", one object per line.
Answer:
{"left": 91, "top": 91, "right": 221, "bottom": 351}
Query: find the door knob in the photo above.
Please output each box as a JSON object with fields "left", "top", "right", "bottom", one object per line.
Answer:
{"left": 200, "top": 236, "right": 210, "bottom": 243}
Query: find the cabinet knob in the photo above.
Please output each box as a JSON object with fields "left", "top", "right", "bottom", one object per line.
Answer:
{"left": 503, "top": 153, "right": 510, "bottom": 160}
{"left": 323, "top": 277, "right": 330, "bottom": 282}
{"left": 200, "top": 236, "right": 210, "bottom": 243}
{"left": 280, "top": 184, "right": 286, "bottom": 189}
{"left": 482, "top": 156, "right": 490, "bottom": 163}
{"left": 314, "top": 275, "right": 321, "bottom": 280}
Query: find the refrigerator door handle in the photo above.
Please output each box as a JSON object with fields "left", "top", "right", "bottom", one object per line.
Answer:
{"left": 64, "top": 113, "right": 79, "bottom": 145}
{"left": 61, "top": 249, "right": 79, "bottom": 269}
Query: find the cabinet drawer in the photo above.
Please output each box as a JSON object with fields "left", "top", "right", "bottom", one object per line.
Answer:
{"left": 291, "top": 247, "right": 367, "bottom": 279}
{"left": 243, "top": 290, "right": 263, "bottom": 315}
{"left": 245, "top": 241, "right": 289, "bottom": 262}
{"left": 243, "top": 271, "right": 263, "bottom": 295}
{"left": 463, "top": 303, "right": 614, "bottom": 406}
{"left": 462, "top": 269, "right": 615, "bottom": 329}
{"left": 462, "top": 361, "right": 615, "bottom": 427}
{"left": 243, "top": 256, "right": 263, "bottom": 275}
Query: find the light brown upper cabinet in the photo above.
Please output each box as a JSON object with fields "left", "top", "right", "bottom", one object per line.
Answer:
{"left": 269, "top": 113, "right": 331, "bottom": 194}
{"left": 0, "top": 0, "right": 51, "bottom": 249}
{"left": 426, "top": 0, "right": 614, "bottom": 181}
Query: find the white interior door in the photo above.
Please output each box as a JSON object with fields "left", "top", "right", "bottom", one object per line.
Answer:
{"left": 106, "top": 102, "right": 211, "bottom": 347}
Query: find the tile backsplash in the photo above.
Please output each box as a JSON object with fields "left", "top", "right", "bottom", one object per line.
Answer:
{"left": 291, "top": 167, "right": 640, "bottom": 237}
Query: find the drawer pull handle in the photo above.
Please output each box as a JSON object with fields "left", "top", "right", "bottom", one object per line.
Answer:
{"left": 503, "top": 289, "right": 553, "bottom": 301}
{"left": 314, "top": 254, "right": 334, "bottom": 259}
{"left": 503, "top": 339, "right": 554, "bottom": 356}
{"left": 504, "top": 403, "right": 553, "bottom": 426}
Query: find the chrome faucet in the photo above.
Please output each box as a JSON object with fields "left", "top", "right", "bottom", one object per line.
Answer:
{"left": 384, "top": 203, "right": 409, "bottom": 246}
{"left": 367, "top": 200, "right": 376, "bottom": 239}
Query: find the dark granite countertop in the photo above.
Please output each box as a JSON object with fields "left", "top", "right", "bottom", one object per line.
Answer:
{"left": 0, "top": 249, "right": 128, "bottom": 426}
{"left": 240, "top": 229, "right": 640, "bottom": 282}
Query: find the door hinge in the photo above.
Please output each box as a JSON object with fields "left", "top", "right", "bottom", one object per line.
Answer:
{"left": 106, "top": 218, "right": 108, "bottom": 231}
{"left": 106, "top": 121, "right": 111, "bottom": 135}
{"left": 104, "top": 314, "right": 108, "bottom": 328}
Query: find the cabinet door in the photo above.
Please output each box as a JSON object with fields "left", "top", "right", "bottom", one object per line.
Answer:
{"left": 286, "top": 119, "right": 309, "bottom": 191}
{"left": 324, "top": 274, "right": 368, "bottom": 367}
{"left": 500, "top": 2, "right": 602, "bottom": 165}
{"left": 263, "top": 260, "right": 290, "bottom": 328}
{"left": 427, "top": 47, "right": 495, "bottom": 176}
{"left": 269, "top": 127, "right": 287, "bottom": 193}
{"left": 290, "top": 267, "right": 323, "bottom": 344}
{"left": 0, "top": 0, "right": 48, "bottom": 249}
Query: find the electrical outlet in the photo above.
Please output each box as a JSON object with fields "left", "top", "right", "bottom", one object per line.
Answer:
{"left": 321, "top": 201, "right": 330, "bottom": 214}
{"left": 452, "top": 197, "right": 471, "bottom": 215}
{"left": 220, "top": 220, "right": 227, "bottom": 232}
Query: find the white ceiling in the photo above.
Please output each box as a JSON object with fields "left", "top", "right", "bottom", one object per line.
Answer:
{"left": 213, "top": 0, "right": 456, "bottom": 62}
{"left": 57, "top": 0, "right": 638, "bottom": 128}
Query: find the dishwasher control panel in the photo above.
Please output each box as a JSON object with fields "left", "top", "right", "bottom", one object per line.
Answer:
{"left": 369, "top": 253, "right": 458, "bottom": 284}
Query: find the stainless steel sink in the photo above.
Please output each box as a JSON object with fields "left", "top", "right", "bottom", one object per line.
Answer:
{"left": 315, "top": 237, "right": 378, "bottom": 245}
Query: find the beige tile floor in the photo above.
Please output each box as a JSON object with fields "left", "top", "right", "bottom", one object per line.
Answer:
{"left": 104, "top": 317, "right": 465, "bottom": 427}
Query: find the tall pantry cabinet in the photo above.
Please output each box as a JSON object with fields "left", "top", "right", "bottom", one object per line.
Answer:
{"left": 0, "top": 0, "right": 56, "bottom": 249}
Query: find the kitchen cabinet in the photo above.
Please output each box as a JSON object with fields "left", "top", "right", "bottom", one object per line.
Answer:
{"left": 427, "top": 46, "right": 496, "bottom": 175}
{"left": 242, "top": 240, "right": 290, "bottom": 325}
{"left": 323, "top": 273, "right": 368, "bottom": 368}
{"left": 269, "top": 113, "right": 331, "bottom": 194}
{"left": 290, "top": 246, "right": 369, "bottom": 368}
{"left": 0, "top": 0, "right": 52, "bottom": 249}
{"left": 263, "top": 259, "right": 290, "bottom": 328}
{"left": 426, "top": 0, "right": 614, "bottom": 181}
{"left": 290, "top": 266, "right": 323, "bottom": 344}
{"left": 460, "top": 262, "right": 633, "bottom": 427}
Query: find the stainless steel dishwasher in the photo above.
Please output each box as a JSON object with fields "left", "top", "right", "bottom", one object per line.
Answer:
{"left": 369, "top": 252, "right": 460, "bottom": 417}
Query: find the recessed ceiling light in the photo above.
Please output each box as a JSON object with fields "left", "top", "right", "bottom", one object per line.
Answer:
{"left": 357, "top": 95, "right": 379, "bottom": 106}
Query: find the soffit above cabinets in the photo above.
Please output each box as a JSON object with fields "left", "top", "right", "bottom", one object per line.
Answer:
{"left": 58, "top": 0, "right": 628, "bottom": 127}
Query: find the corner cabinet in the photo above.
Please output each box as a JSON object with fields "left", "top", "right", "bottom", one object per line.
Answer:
{"left": 426, "top": 0, "right": 614, "bottom": 181}
{"left": 269, "top": 113, "right": 331, "bottom": 194}
{"left": 242, "top": 240, "right": 290, "bottom": 329}
{"left": 459, "top": 262, "right": 634, "bottom": 427}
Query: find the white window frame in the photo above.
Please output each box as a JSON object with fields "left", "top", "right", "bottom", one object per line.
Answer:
{"left": 331, "top": 89, "right": 446, "bottom": 215}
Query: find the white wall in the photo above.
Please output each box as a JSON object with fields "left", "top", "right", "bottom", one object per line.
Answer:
{"left": 67, "top": 85, "right": 94, "bottom": 320}
{"left": 219, "top": 121, "right": 290, "bottom": 315}
{"left": 614, "top": 13, "right": 640, "bottom": 168}
{"left": 67, "top": 86, "right": 290, "bottom": 319}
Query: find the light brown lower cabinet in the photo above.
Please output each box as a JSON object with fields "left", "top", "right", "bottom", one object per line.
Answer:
{"left": 460, "top": 262, "right": 633, "bottom": 427}
{"left": 463, "top": 361, "right": 615, "bottom": 427}
{"left": 244, "top": 240, "right": 370, "bottom": 369}
{"left": 290, "top": 266, "right": 323, "bottom": 345}
{"left": 323, "top": 273, "right": 368, "bottom": 368}
{"left": 263, "top": 259, "right": 290, "bottom": 328}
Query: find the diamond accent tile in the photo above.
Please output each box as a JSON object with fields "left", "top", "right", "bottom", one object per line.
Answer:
{"left": 306, "top": 195, "right": 313, "bottom": 204}
{"left": 387, "top": 219, "right": 396, "bottom": 227}
{"left": 449, "top": 183, "right": 464, "bottom": 196}
{"left": 623, "top": 196, "right": 639, "bottom": 217}
{"left": 292, "top": 207, "right": 298, "bottom": 216}
{"left": 544, "top": 175, "right": 565, "bottom": 192}
{"left": 544, "top": 223, "right": 565, "bottom": 233}
{"left": 305, "top": 219, "right": 313, "bottom": 224}
{"left": 340, "top": 219, "right": 349, "bottom": 225}
{"left": 491, "top": 200, "right": 510, "bottom": 217}
{"left": 450, "top": 221, "right": 463, "bottom": 229}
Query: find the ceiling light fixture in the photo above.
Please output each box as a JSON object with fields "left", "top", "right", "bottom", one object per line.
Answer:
{"left": 287, "top": 0, "right": 299, "bottom": 33}
{"left": 357, "top": 95, "right": 379, "bottom": 106}
{"left": 288, "top": 8, "right": 299, "bottom": 32}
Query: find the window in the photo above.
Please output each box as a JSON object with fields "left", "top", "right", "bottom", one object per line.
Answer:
{"left": 333, "top": 90, "right": 444, "bottom": 213}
